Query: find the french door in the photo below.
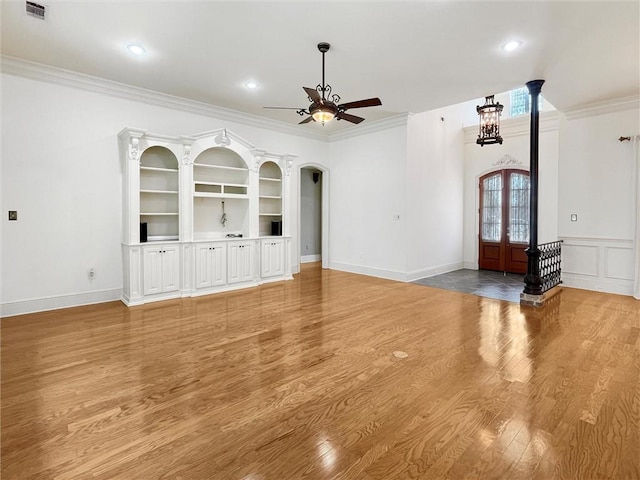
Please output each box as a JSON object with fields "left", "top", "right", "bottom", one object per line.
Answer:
{"left": 478, "top": 169, "right": 530, "bottom": 274}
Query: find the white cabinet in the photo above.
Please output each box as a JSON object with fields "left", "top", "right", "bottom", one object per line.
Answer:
{"left": 143, "top": 245, "right": 180, "bottom": 296}
{"left": 119, "top": 128, "right": 294, "bottom": 306}
{"left": 195, "top": 243, "right": 226, "bottom": 289}
{"left": 227, "top": 241, "right": 255, "bottom": 284}
{"left": 261, "top": 239, "right": 284, "bottom": 278}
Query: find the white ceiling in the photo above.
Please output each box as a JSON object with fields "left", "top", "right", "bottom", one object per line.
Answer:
{"left": 2, "top": 1, "right": 639, "bottom": 131}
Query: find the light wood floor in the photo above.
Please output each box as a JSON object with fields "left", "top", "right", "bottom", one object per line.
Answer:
{"left": 2, "top": 264, "right": 639, "bottom": 479}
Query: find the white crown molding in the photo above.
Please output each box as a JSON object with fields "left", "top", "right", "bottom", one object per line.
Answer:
{"left": 563, "top": 95, "right": 640, "bottom": 120}
{"left": 463, "top": 110, "right": 560, "bottom": 144}
{"left": 328, "top": 113, "right": 412, "bottom": 142}
{"left": 1, "top": 55, "right": 332, "bottom": 142}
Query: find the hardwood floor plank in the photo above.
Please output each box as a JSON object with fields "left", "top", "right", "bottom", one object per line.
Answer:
{"left": 2, "top": 264, "right": 639, "bottom": 479}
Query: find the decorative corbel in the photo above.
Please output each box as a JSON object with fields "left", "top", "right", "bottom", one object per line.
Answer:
{"left": 214, "top": 129, "right": 231, "bottom": 148}
{"left": 251, "top": 149, "right": 267, "bottom": 173}
{"left": 182, "top": 144, "right": 192, "bottom": 166}
{"left": 128, "top": 137, "right": 141, "bottom": 165}
{"left": 284, "top": 154, "right": 296, "bottom": 176}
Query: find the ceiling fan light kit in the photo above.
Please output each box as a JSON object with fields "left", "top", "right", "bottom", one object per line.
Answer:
{"left": 311, "top": 105, "right": 335, "bottom": 123}
{"left": 264, "top": 42, "right": 382, "bottom": 126}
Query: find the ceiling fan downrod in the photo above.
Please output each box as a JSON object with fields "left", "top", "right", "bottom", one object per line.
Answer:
{"left": 318, "top": 42, "right": 330, "bottom": 101}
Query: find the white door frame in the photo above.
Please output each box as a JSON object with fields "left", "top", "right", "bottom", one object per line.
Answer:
{"left": 298, "top": 164, "right": 329, "bottom": 269}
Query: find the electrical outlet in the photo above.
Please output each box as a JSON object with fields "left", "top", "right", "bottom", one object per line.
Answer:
{"left": 570, "top": 214, "right": 578, "bottom": 222}
{"left": 8, "top": 211, "right": 17, "bottom": 221}
{"left": 89, "top": 268, "right": 96, "bottom": 280}
{"left": 393, "top": 214, "right": 400, "bottom": 220}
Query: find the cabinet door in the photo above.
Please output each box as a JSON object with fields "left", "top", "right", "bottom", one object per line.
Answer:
{"left": 162, "top": 246, "right": 180, "bottom": 292}
{"left": 228, "top": 243, "right": 253, "bottom": 284}
{"left": 261, "top": 240, "right": 284, "bottom": 278}
{"left": 195, "top": 244, "right": 213, "bottom": 289}
{"left": 239, "top": 243, "right": 254, "bottom": 282}
{"left": 270, "top": 240, "right": 284, "bottom": 277}
{"left": 143, "top": 247, "right": 163, "bottom": 296}
{"left": 210, "top": 243, "right": 227, "bottom": 287}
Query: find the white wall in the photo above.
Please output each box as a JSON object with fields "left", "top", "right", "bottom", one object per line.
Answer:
{"left": 462, "top": 112, "right": 560, "bottom": 270}
{"left": 1, "top": 72, "right": 328, "bottom": 316}
{"left": 300, "top": 167, "right": 321, "bottom": 259}
{"left": 328, "top": 124, "right": 408, "bottom": 280}
{"left": 558, "top": 104, "right": 639, "bottom": 295}
{"left": 3, "top": 68, "right": 637, "bottom": 316}
{"left": 405, "top": 104, "right": 466, "bottom": 280}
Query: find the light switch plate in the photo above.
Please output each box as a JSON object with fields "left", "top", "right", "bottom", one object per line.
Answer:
{"left": 8, "top": 211, "right": 17, "bottom": 221}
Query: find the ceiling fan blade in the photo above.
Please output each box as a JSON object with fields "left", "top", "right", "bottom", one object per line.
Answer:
{"left": 303, "top": 87, "right": 322, "bottom": 104}
{"left": 336, "top": 112, "right": 365, "bottom": 124}
{"left": 299, "top": 116, "right": 313, "bottom": 124}
{"left": 263, "top": 106, "right": 304, "bottom": 110}
{"left": 339, "top": 98, "right": 382, "bottom": 110}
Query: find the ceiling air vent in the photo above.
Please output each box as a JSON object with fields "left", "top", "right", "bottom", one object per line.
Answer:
{"left": 26, "top": 1, "right": 46, "bottom": 19}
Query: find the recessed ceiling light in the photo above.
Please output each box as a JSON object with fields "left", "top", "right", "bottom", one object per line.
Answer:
{"left": 244, "top": 81, "right": 258, "bottom": 90}
{"left": 502, "top": 41, "right": 522, "bottom": 52}
{"left": 127, "top": 44, "right": 147, "bottom": 56}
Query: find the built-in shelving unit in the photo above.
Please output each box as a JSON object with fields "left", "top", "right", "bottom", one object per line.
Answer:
{"left": 119, "top": 127, "right": 294, "bottom": 307}
{"left": 259, "top": 162, "right": 283, "bottom": 236}
{"left": 139, "top": 146, "right": 179, "bottom": 241}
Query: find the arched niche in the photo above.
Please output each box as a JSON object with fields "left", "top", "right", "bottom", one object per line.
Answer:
{"left": 259, "top": 161, "right": 283, "bottom": 236}
{"left": 139, "top": 146, "right": 179, "bottom": 241}
{"left": 192, "top": 147, "right": 250, "bottom": 239}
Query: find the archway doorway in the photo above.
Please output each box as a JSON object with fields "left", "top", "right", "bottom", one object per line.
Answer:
{"left": 298, "top": 165, "right": 329, "bottom": 269}
{"left": 479, "top": 169, "right": 530, "bottom": 274}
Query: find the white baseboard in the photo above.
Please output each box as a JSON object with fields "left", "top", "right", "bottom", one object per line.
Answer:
{"left": 1, "top": 288, "right": 122, "bottom": 318}
{"left": 463, "top": 261, "right": 478, "bottom": 270}
{"left": 301, "top": 254, "right": 321, "bottom": 263}
{"left": 406, "top": 261, "right": 464, "bottom": 282}
{"left": 328, "top": 261, "right": 406, "bottom": 282}
{"left": 561, "top": 274, "right": 633, "bottom": 297}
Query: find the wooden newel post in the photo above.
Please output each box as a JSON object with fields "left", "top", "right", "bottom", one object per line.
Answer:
{"left": 524, "top": 79, "right": 545, "bottom": 295}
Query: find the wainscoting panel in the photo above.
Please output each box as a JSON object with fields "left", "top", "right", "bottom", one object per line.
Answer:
{"left": 604, "top": 246, "right": 634, "bottom": 281}
{"left": 562, "top": 244, "right": 599, "bottom": 277}
{"left": 560, "top": 236, "right": 634, "bottom": 296}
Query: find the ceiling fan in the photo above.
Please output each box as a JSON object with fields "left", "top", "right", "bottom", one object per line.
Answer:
{"left": 264, "top": 42, "right": 382, "bottom": 125}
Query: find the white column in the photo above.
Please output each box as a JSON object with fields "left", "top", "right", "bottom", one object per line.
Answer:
{"left": 634, "top": 136, "right": 640, "bottom": 299}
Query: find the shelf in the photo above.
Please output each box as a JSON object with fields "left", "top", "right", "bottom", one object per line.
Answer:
{"left": 194, "top": 164, "right": 248, "bottom": 172}
{"left": 146, "top": 235, "right": 179, "bottom": 242}
{"left": 140, "top": 189, "right": 179, "bottom": 194}
{"left": 194, "top": 181, "right": 248, "bottom": 188}
{"left": 259, "top": 177, "right": 282, "bottom": 182}
{"left": 140, "top": 166, "right": 178, "bottom": 173}
{"left": 259, "top": 213, "right": 283, "bottom": 216}
{"left": 194, "top": 193, "right": 249, "bottom": 199}
{"left": 259, "top": 195, "right": 282, "bottom": 200}
{"left": 140, "top": 212, "right": 179, "bottom": 216}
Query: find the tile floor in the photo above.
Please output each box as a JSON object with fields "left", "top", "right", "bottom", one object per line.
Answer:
{"left": 412, "top": 269, "right": 525, "bottom": 303}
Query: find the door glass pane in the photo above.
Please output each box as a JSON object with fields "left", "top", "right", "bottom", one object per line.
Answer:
{"left": 509, "top": 172, "right": 530, "bottom": 243}
{"left": 482, "top": 174, "right": 502, "bottom": 241}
